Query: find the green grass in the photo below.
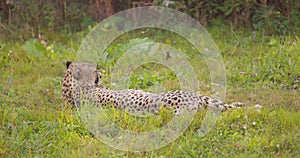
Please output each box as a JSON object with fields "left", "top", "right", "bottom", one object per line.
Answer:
{"left": 0, "top": 26, "right": 299, "bottom": 157}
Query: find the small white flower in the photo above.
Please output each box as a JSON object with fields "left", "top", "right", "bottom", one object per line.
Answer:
{"left": 254, "top": 104, "right": 263, "bottom": 109}
{"left": 254, "top": 104, "right": 263, "bottom": 112}
{"left": 8, "top": 50, "right": 12, "bottom": 56}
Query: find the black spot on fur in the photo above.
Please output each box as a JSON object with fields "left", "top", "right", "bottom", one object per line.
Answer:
{"left": 167, "top": 100, "right": 171, "bottom": 104}
{"left": 211, "top": 100, "right": 218, "bottom": 103}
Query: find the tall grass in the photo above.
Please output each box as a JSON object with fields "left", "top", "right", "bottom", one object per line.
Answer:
{"left": 0, "top": 26, "right": 299, "bottom": 157}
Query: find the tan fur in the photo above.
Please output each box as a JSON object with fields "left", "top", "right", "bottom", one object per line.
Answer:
{"left": 62, "top": 62, "right": 101, "bottom": 106}
{"left": 62, "top": 62, "right": 244, "bottom": 114}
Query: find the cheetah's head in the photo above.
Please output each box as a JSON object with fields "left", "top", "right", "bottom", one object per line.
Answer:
{"left": 62, "top": 61, "right": 102, "bottom": 105}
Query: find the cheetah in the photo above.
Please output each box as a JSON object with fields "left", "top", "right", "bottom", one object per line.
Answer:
{"left": 62, "top": 61, "right": 244, "bottom": 116}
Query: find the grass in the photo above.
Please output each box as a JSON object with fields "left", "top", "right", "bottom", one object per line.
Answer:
{"left": 0, "top": 25, "right": 299, "bottom": 157}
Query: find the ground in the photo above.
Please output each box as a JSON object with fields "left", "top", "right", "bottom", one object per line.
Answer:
{"left": 0, "top": 27, "right": 299, "bottom": 157}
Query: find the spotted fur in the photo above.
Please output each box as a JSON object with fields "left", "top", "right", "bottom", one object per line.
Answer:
{"left": 62, "top": 62, "right": 244, "bottom": 115}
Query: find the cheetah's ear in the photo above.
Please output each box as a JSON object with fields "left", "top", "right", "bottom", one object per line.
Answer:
{"left": 66, "top": 61, "right": 72, "bottom": 69}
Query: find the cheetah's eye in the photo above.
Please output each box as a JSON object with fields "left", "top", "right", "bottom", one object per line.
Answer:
{"left": 73, "top": 69, "right": 81, "bottom": 80}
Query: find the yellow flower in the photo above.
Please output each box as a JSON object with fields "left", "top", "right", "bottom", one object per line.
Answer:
{"left": 46, "top": 44, "right": 53, "bottom": 51}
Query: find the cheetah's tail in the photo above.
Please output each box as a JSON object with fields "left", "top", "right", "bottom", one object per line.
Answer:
{"left": 223, "top": 102, "right": 245, "bottom": 111}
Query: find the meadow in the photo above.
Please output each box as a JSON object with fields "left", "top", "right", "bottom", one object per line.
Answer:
{"left": 0, "top": 25, "right": 299, "bottom": 157}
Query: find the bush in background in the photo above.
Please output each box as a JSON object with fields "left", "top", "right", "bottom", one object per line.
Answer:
{"left": 0, "top": 0, "right": 299, "bottom": 41}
